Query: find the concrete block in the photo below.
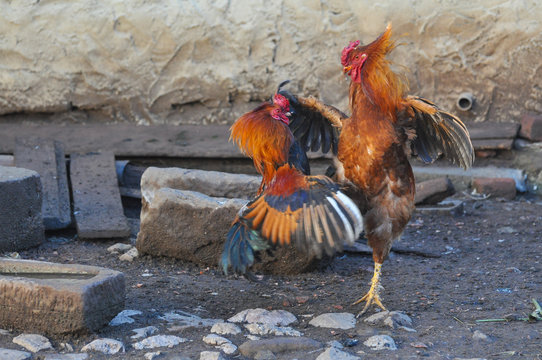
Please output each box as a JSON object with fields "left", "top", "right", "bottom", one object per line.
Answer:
{"left": 70, "top": 152, "right": 130, "bottom": 239}
{"left": 0, "top": 166, "right": 44, "bottom": 252}
{"left": 472, "top": 177, "right": 516, "bottom": 200}
{"left": 136, "top": 188, "right": 325, "bottom": 275}
{"left": 14, "top": 137, "right": 71, "bottom": 230}
{"left": 520, "top": 113, "right": 542, "bottom": 142}
{"left": 415, "top": 177, "right": 455, "bottom": 205}
{"left": 0, "top": 258, "right": 125, "bottom": 335}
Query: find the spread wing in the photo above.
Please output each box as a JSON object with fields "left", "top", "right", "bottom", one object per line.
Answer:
{"left": 221, "top": 164, "right": 363, "bottom": 274}
{"left": 278, "top": 89, "right": 347, "bottom": 155}
{"left": 404, "top": 95, "right": 475, "bottom": 170}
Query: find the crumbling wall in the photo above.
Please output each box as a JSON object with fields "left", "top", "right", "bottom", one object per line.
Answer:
{"left": 0, "top": 0, "right": 540, "bottom": 125}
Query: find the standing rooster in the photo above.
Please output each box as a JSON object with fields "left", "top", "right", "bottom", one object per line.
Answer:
{"left": 280, "top": 24, "right": 474, "bottom": 314}
{"left": 221, "top": 88, "right": 363, "bottom": 275}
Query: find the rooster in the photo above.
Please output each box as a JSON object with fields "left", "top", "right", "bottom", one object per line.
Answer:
{"left": 279, "top": 24, "right": 474, "bottom": 315}
{"left": 221, "top": 88, "right": 363, "bottom": 275}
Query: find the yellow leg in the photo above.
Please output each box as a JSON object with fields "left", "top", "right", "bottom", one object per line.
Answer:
{"left": 353, "top": 262, "right": 386, "bottom": 316}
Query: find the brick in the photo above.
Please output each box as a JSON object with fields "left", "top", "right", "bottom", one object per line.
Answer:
{"left": 0, "top": 258, "right": 124, "bottom": 335}
{"left": 14, "top": 137, "right": 71, "bottom": 230}
{"left": 520, "top": 113, "right": 542, "bottom": 142}
{"left": 136, "top": 188, "right": 326, "bottom": 275}
{"left": 415, "top": 177, "right": 455, "bottom": 205}
{"left": 472, "top": 177, "right": 516, "bottom": 200}
{"left": 70, "top": 152, "right": 130, "bottom": 239}
{"left": 0, "top": 166, "right": 44, "bottom": 252}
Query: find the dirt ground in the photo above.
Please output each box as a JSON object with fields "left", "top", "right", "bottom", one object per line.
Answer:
{"left": 2, "top": 192, "right": 542, "bottom": 359}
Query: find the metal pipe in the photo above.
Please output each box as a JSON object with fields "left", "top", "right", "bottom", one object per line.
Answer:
{"left": 457, "top": 92, "right": 474, "bottom": 111}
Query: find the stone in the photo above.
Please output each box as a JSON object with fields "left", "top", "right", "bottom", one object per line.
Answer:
{"left": 309, "top": 313, "right": 356, "bottom": 330}
{"left": 12, "top": 334, "right": 53, "bottom": 352}
{"left": 520, "top": 113, "right": 542, "bottom": 141}
{"left": 219, "top": 343, "right": 238, "bottom": 355}
{"left": 141, "top": 166, "right": 260, "bottom": 201}
{"left": 0, "top": 259, "right": 125, "bottom": 334}
{"left": 229, "top": 308, "right": 297, "bottom": 327}
{"left": 363, "top": 335, "right": 397, "bottom": 351}
{"left": 239, "top": 337, "right": 322, "bottom": 358}
{"left": 109, "top": 310, "right": 142, "bottom": 326}
{"left": 43, "top": 354, "right": 89, "bottom": 360}
{"left": 119, "top": 247, "right": 139, "bottom": 262}
{"left": 254, "top": 350, "right": 277, "bottom": 360}
{"left": 316, "top": 347, "right": 360, "bottom": 360}
{"left": 244, "top": 323, "right": 301, "bottom": 337}
{"left": 0, "top": 166, "right": 44, "bottom": 252}
{"left": 472, "top": 330, "right": 490, "bottom": 341}
{"left": 160, "top": 310, "right": 221, "bottom": 329}
{"left": 211, "top": 322, "right": 242, "bottom": 335}
{"left": 364, "top": 311, "right": 413, "bottom": 330}
{"left": 472, "top": 177, "right": 516, "bottom": 200}
{"left": 200, "top": 351, "right": 227, "bottom": 360}
{"left": 203, "top": 334, "right": 231, "bottom": 346}
{"left": 14, "top": 137, "right": 71, "bottom": 230}
{"left": 70, "top": 151, "right": 130, "bottom": 239}
{"left": 81, "top": 338, "right": 125, "bottom": 354}
{"left": 107, "top": 243, "right": 133, "bottom": 253}
{"left": 0, "top": 348, "right": 32, "bottom": 360}
{"left": 144, "top": 352, "right": 162, "bottom": 360}
{"left": 415, "top": 177, "right": 455, "bottom": 205}
{"left": 132, "top": 335, "right": 187, "bottom": 350}
{"left": 131, "top": 326, "right": 159, "bottom": 339}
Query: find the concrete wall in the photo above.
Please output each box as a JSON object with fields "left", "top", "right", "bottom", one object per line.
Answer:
{"left": 1, "top": 0, "right": 540, "bottom": 125}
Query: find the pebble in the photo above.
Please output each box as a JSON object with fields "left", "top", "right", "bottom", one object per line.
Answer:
{"left": 119, "top": 247, "right": 139, "bottom": 261}
{"left": 107, "top": 243, "right": 133, "bottom": 253}
{"left": 109, "top": 309, "right": 142, "bottom": 326}
{"left": 245, "top": 323, "right": 302, "bottom": 336}
{"left": 211, "top": 321, "right": 242, "bottom": 335}
{"left": 316, "top": 347, "right": 361, "bottom": 360}
{"left": 133, "top": 335, "right": 187, "bottom": 350}
{"left": 160, "top": 310, "right": 221, "bottom": 329}
{"left": 254, "top": 349, "right": 277, "bottom": 360}
{"left": 200, "top": 351, "right": 227, "bottom": 360}
{"left": 327, "top": 340, "right": 344, "bottom": 349}
{"left": 203, "top": 334, "right": 237, "bottom": 355}
{"left": 363, "top": 335, "right": 397, "bottom": 351}
{"left": 309, "top": 312, "right": 356, "bottom": 330}
{"left": 239, "top": 337, "right": 321, "bottom": 358}
{"left": 131, "top": 326, "right": 159, "bottom": 339}
{"left": 229, "top": 308, "right": 297, "bottom": 326}
{"left": 0, "top": 348, "right": 32, "bottom": 360}
{"left": 12, "top": 334, "right": 53, "bottom": 352}
{"left": 0, "top": 329, "right": 11, "bottom": 336}
{"left": 144, "top": 352, "right": 162, "bottom": 360}
{"left": 364, "top": 310, "right": 415, "bottom": 331}
{"left": 81, "top": 338, "right": 125, "bottom": 354}
{"left": 473, "top": 330, "right": 490, "bottom": 341}
{"left": 43, "top": 354, "right": 89, "bottom": 360}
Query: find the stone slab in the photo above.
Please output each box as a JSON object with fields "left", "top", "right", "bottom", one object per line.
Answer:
{"left": 472, "top": 138, "right": 515, "bottom": 151}
{"left": 14, "top": 137, "right": 72, "bottom": 230}
{"left": 467, "top": 122, "right": 520, "bottom": 140}
{"left": 0, "top": 166, "right": 44, "bottom": 252}
{"left": 70, "top": 152, "right": 130, "bottom": 239}
{"left": 0, "top": 258, "right": 125, "bottom": 334}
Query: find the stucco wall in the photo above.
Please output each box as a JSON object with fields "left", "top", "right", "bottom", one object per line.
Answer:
{"left": 0, "top": 0, "right": 540, "bottom": 125}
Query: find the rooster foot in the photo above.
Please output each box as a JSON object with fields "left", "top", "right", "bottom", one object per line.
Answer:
{"left": 353, "top": 262, "right": 387, "bottom": 317}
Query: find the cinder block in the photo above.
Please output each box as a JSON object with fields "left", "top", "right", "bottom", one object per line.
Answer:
{"left": 520, "top": 113, "right": 542, "bottom": 142}
{"left": 0, "top": 166, "right": 44, "bottom": 252}
{"left": 15, "top": 137, "right": 72, "bottom": 230}
{"left": 0, "top": 258, "right": 124, "bottom": 335}
{"left": 472, "top": 177, "right": 516, "bottom": 200}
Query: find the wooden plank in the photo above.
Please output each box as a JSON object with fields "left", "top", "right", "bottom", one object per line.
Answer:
{"left": 467, "top": 122, "right": 520, "bottom": 140}
{"left": 70, "top": 152, "right": 130, "bottom": 239}
{"left": 14, "top": 137, "right": 72, "bottom": 230}
{"left": 472, "top": 138, "right": 514, "bottom": 151}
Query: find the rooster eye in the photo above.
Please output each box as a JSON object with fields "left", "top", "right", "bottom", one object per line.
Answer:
{"left": 355, "top": 55, "right": 359, "bottom": 59}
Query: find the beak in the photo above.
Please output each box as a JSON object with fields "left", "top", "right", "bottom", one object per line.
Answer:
{"left": 343, "top": 65, "right": 352, "bottom": 74}
{"left": 285, "top": 112, "right": 292, "bottom": 117}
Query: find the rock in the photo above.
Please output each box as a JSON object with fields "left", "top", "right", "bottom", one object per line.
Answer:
{"left": 0, "top": 329, "right": 10, "bottom": 335}
{"left": 472, "top": 330, "right": 490, "bottom": 341}
{"left": 453, "top": 358, "right": 488, "bottom": 360}
{"left": 239, "top": 337, "right": 321, "bottom": 358}
{"left": 497, "top": 226, "right": 517, "bottom": 234}
{"left": 109, "top": 310, "right": 142, "bottom": 326}
{"left": 81, "top": 338, "right": 125, "bottom": 355}
{"left": 415, "top": 177, "right": 455, "bottom": 205}
{"left": 0, "top": 166, "right": 44, "bottom": 252}
{"left": 119, "top": 247, "right": 139, "bottom": 262}
{"left": 203, "top": 334, "right": 231, "bottom": 346}
{"left": 12, "top": 334, "right": 53, "bottom": 352}
{"left": 107, "top": 243, "right": 133, "bottom": 253}
{"left": 160, "top": 310, "right": 221, "bottom": 329}
{"left": 309, "top": 313, "right": 356, "bottom": 330}
{"left": 211, "top": 322, "right": 242, "bottom": 335}
{"left": 520, "top": 113, "right": 542, "bottom": 142}
{"left": 364, "top": 310, "right": 414, "bottom": 331}
{"left": 219, "top": 343, "right": 238, "bottom": 355}
{"left": 228, "top": 308, "right": 297, "bottom": 327}
{"left": 0, "top": 259, "right": 125, "bottom": 335}
{"left": 316, "top": 347, "right": 360, "bottom": 360}
{"left": 43, "top": 354, "right": 89, "bottom": 360}
{"left": 131, "top": 326, "right": 159, "bottom": 339}
{"left": 254, "top": 350, "right": 277, "bottom": 360}
{"left": 144, "top": 352, "right": 162, "bottom": 360}
{"left": 327, "top": 340, "right": 344, "bottom": 349}
{"left": 245, "top": 323, "right": 302, "bottom": 337}
{"left": 133, "top": 335, "right": 187, "bottom": 350}
{"left": 363, "top": 335, "right": 397, "bottom": 351}
{"left": 472, "top": 177, "right": 516, "bottom": 200}
{"left": 199, "top": 351, "right": 227, "bottom": 360}
{"left": 0, "top": 348, "right": 32, "bottom": 360}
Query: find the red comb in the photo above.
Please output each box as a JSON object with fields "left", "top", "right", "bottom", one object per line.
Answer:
{"left": 341, "top": 40, "right": 360, "bottom": 66}
{"left": 273, "top": 93, "right": 290, "bottom": 110}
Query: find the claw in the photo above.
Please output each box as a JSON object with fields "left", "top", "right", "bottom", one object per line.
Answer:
{"left": 353, "top": 262, "right": 386, "bottom": 317}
